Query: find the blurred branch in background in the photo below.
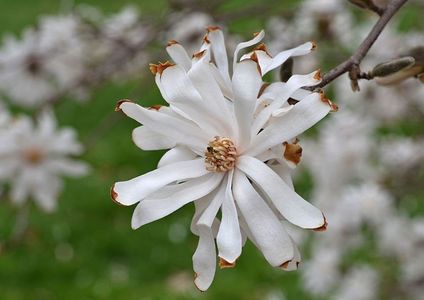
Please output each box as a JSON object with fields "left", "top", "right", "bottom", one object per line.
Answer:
{"left": 310, "top": 0, "right": 408, "bottom": 91}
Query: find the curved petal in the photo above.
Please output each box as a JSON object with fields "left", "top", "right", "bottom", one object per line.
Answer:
{"left": 246, "top": 93, "right": 330, "bottom": 157}
{"left": 112, "top": 158, "right": 208, "bottom": 206}
{"left": 207, "top": 28, "right": 231, "bottom": 86}
{"left": 188, "top": 60, "right": 234, "bottom": 136}
{"left": 193, "top": 176, "right": 229, "bottom": 291}
{"left": 118, "top": 101, "right": 207, "bottom": 152}
{"left": 166, "top": 42, "right": 191, "bottom": 71}
{"left": 252, "top": 71, "right": 321, "bottom": 135}
{"left": 216, "top": 170, "right": 242, "bottom": 263}
{"left": 282, "top": 238, "right": 301, "bottom": 271}
{"left": 233, "top": 170, "right": 294, "bottom": 266}
{"left": 159, "top": 65, "right": 222, "bottom": 136}
{"left": 233, "top": 30, "right": 265, "bottom": 71}
{"left": 262, "top": 42, "right": 316, "bottom": 75}
{"left": 132, "top": 126, "right": 176, "bottom": 151}
{"left": 232, "top": 59, "right": 262, "bottom": 149}
{"left": 193, "top": 224, "right": 216, "bottom": 291}
{"left": 237, "top": 156, "right": 325, "bottom": 229}
{"left": 157, "top": 146, "right": 197, "bottom": 168}
{"left": 268, "top": 162, "right": 294, "bottom": 190}
{"left": 131, "top": 173, "right": 223, "bottom": 229}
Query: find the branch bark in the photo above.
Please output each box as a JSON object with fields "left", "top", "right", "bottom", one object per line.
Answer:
{"left": 309, "top": 0, "right": 409, "bottom": 90}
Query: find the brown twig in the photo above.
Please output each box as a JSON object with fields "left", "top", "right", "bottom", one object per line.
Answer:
{"left": 308, "top": 0, "right": 409, "bottom": 90}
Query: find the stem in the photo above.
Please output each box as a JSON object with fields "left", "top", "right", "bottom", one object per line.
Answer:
{"left": 309, "top": 0, "right": 409, "bottom": 90}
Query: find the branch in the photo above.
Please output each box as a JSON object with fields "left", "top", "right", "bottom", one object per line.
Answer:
{"left": 309, "top": 0, "right": 408, "bottom": 90}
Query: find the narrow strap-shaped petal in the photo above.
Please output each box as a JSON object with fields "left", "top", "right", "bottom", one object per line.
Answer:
{"left": 131, "top": 173, "right": 223, "bottom": 229}
{"left": 233, "top": 170, "right": 294, "bottom": 266}
{"left": 252, "top": 71, "right": 321, "bottom": 135}
{"left": 157, "top": 146, "right": 197, "bottom": 168}
{"left": 232, "top": 59, "right": 262, "bottom": 150}
{"left": 233, "top": 30, "right": 265, "bottom": 71}
{"left": 262, "top": 42, "right": 315, "bottom": 75}
{"left": 132, "top": 126, "right": 176, "bottom": 151}
{"left": 159, "top": 65, "right": 223, "bottom": 136}
{"left": 188, "top": 60, "right": 234, "bottom": 137}
{"left": 119, "top": 101, "right": 207, "bottom": 152}
{"left": 166, "top": 42, "right": 191, "bottom": 71}
{"left": 282, "top": 237, "right": 301, "bottom": 271}
{"left": 216, "top": 170, "right": 242, "bottom": 263}
{"left": 268, "top": 162, "right": 294, "bottom": 190}
{"left": 208, "top": 63, "right": 234, "bottom": 100}
{"left": 112, "top": 158, "right": 208, "bottom": 206}
{"left": 193, "top": 177, "right": 228, "bottom": 291}
{"left": 246, "top": 93, "right": 330, "bottom": 157}
{"left": 193, "top": 224, "right": 217, "bottom": 291}
{"left": 207, "top": 28, "right": 231, "bottom": 86}
{"left": 237, "top": 156, "right": 326, "bottom": 229}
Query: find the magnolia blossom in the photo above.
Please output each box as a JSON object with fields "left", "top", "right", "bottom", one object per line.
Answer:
{"left": 0, "top": 110, "right": 88, "bottom": 211}
{"left": 112, "top": 28, "right": 334, "bottom": 290}
{"left": 0, "top": 15, "right": 85, "bottom": 107}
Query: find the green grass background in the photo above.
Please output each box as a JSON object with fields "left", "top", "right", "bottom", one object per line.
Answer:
{"left": 0, "top": 1, "right": 422, "bottom": 299}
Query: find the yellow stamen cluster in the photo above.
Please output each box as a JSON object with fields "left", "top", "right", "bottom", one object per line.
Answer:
{"left": 205, "top": 136, "right": 237, "bottom": 172}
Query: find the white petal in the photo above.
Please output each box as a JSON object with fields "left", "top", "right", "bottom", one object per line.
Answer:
{"left": 207, "top": 28, "right": 231, "bottom": 86}
{"left": 192, "top": 177, "right": 230, "bottom": 291}
{"left": 262, "top": 42, "right": 316, "bottom": 75}
{"left": 216, "top": 170, "right": 242, "bottom": 263}
{"left": 233, "top": 170, "right": 294, "bottom": 266}
{"left": 159, "top": 65, "right": 222, "bottom": 136}
{"left": 246, "top": 93, "right": 330, "bottom": 157}
{"left": 282, "top": 238, "right": 301, "bottom": 271}
{"left": 268, "top": 162, "right": 294, "bottom": 190}
{"left": 233, "top": 30, "right": 265, "bottom": 71}
{"left": 157, "top": 146, "right": 197, "bottom": 168}
{"left": 252, "top": 71, "right": 321, "bottom": 135}
{"left": 119, "top": 101, "right": 207, "bottom": 152}
{"left": 131, "top": 173, "right": 223, "bottom": 229}
{"left": 188, "top": 60, "right": 234, "bottom": 136}
{"left": 166, "top": 42, "right": 191, "bottom": 71}
{"left": 112, "top": 158, "right": 208, "bottom": 206}
{"left": 193, "top": 224, "right": 216, "bottom": 291}
{"left": 208, "top": 64, "right": 234, "bottom": 100}
{"left": 132, "top": 126, "right": 176, "bottom": 151}
{"left": 232, "top": 59, "right": 262, "bottom": 149}
{"left": 237, "top": 156, "right": 325, "bottom": 229}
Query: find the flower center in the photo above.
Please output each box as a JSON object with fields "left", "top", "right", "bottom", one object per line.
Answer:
{"left": 204, "top": 136, "right": 237, "bottom": 172}
{"left": 23, "top": 147, "right": 45, "bottom": 165}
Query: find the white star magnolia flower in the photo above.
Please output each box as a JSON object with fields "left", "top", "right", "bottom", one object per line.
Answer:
{"left": 0, "top": 110, "right": 89, "bottom": 212}
{"left": 112, "top": 27, "right": 336, "bottom": 291}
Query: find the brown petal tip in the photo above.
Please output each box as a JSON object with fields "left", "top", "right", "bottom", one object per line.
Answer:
{"left": 254, "top": 43, "right": 271, "bottom": 56}
{"left": 115, "top": 99, "right": 133, "bottom": 112}
{"left": 148, "top": 105, "right": 163, "bottom": 111}
{"left": 320, "top": 92, "right": 338, "bottom": 112}
{"left": 313, "top": 216, "right": 328, "bottom": 232}
{"left": 219, "top": 257, "right": 236, "bottom": 269}
{"left": 253, "top": 31, "right": 261, "bottom": 37}
{"left": 110, "top": 184, "right": 122, "bottom": 205}
{"left": 193, "top": 49, "right": 206, "bottom": 59}
{"left": 314, "top": 69, "right": 322, "bottom": 81}
{"left": 206, "top": 25, "right": 221, "bottom": 32}
{"left": 280, "top": 260, "right": 291, "bottom": 269}
{"left": 311, "top": 41, "right": 317, "bottom": 50}
{"left": 283, "top": 142, "right": 303, "bottom": 166}
{"left": 167, "top": 40, "right": 179, "bottom": 47}
{"left": 149, "top": 61, "right": 175, "bottom": 75}
{"left": 250, "top": 52, "right": 262, "bottom": 76}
